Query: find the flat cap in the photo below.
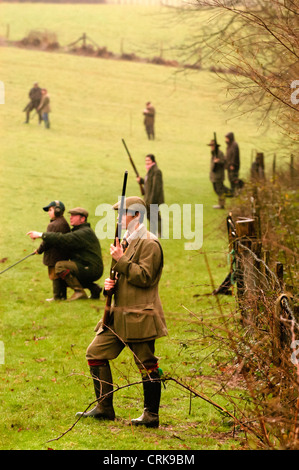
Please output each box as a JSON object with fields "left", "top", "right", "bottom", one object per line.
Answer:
{"left": 112, "top": 196, "right": 146, "bottom": 213}
{"left": 43, "top": 200, "right": 65, "bottom": 212}
{"left": 68, "top": 207, "right": 89, "bottom": 218}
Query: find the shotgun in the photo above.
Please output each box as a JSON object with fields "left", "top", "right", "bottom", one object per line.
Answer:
{"left": 102, "top": 170, "right": 128, "bottom": 328}
{"left": 121, "top": 139, "right": 145, "bottom": 196}
{"left": 214, "top": 131, "right": 219, "bottom": 158}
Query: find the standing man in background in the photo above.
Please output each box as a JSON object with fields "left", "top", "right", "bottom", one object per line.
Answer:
{"left": 143, "top": 102, "right": 156, "bottom": 140}
{"left": 208, "top": 139, "right": 227, "bottom": 209}
{"left": 225, "top": 132, "right": 240, "bottom": 195}
{"left": 137, "top": 154, "right": 164, "bottom": 237}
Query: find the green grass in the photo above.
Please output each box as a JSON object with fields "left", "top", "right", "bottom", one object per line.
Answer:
{"left": 0, "top": 4, "right": 282, "bottom": 451}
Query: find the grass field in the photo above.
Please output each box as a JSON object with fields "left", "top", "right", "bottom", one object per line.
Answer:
{"left": 1, "top": 2, "right": 207, "bottom": 61}
{"left": 0, "top": 3, "right": 282, "bottom": 451}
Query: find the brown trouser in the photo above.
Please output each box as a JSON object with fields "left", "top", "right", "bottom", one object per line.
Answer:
{"left": 55, "top": 260, "right": 79, "bottom": 277}
{"left": 86, "top": 326, "right": 158, "bottom": 371}
{"left": 48, "top": 266, "right": 58, "bottom": 280}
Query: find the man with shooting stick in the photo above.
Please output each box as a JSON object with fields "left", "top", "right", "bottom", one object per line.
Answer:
{"left": 143, "top": 101, "right": 155, "bottom": 140}
{"left": 77, "top": 196, "right": 168, "bottom": 428}
{"left": 23, "top": 82, "right": 42, "bottom": 124}
{"left": 27, "top": 207, "right": 103, "bottom": 301}
{"left": 137, "top": 154, "right": 164, "bottom": 237}
{"left": 35, "top": 200, "right": 70, "bottom": 301}
{"left": 208, "top": 139, "right": 227, "bottom": 209}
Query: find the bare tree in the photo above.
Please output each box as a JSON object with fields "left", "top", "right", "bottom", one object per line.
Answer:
{"left": 180, "top": 0, "right": 299, "bottom": 144}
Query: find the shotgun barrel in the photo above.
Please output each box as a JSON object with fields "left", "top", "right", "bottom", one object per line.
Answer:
{"left": 122, "top": 139, "right": 145, "bottom": 195}
{"left": 102, "top": 170, "right": 128, "bottom": 328}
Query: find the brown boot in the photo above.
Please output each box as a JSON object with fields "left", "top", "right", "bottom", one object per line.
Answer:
{"left": 68, "top": 290, "right": 88, "bottom": 301}
{"left": 64, "top": 273, "right": 88, "bottom": 301}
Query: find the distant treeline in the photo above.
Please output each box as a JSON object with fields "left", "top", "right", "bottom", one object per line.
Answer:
{"left": 4, "top": 1, "right": 107, "bottom": 3}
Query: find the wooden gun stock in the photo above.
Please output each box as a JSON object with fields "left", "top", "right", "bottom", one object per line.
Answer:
{"left": 122, "top": 138, "right": 145, "bottom": 196}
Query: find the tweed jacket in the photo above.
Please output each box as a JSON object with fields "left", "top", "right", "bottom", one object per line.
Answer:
{"left": 38, "top": 94, "right": 51, "bottom": 113}
{"left": 99, "top": 226, "right": 168, "bottom": 343}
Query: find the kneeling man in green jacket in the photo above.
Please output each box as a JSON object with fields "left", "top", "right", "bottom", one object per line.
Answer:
{"left": 27, "top": 207, "right": 103, "bottom": 301}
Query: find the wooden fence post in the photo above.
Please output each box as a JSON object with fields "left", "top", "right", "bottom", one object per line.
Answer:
{"left": 234, "top": 218, "right": 258, "bottom": 321}
{"left": 261, "top": 249, "right": 270, "bottom": 281}
{"left": 276, "top": 262, "right": 284, "bottom": 290}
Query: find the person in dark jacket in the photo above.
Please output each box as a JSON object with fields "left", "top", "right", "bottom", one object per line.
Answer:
{"left": 208, "top": 140, "right": 228, "bottom": 209}
{"left": 35, "top": 200, "right": 70, "bottom": 301}
{"left": 27, "top": 207, "right": 103, "bottom": 301}
{"left": 137, "top": 154, "right": 164, "bottom": 237}
{"left": 143, "top": 102, "right": 155, "bottom": 140}
{"left": 23, "top": 82, "right": 42, "bottom": 124}
{"left": 225, "top": 132, "right": 240, "bottom": 194}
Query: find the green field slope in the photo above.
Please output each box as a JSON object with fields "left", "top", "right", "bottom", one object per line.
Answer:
{"left": 0, "top": 5, "right": 281, "bottom": 450}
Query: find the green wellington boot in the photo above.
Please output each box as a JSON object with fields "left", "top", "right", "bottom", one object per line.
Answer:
{"left": 131, "top": 369, "right": 161, "bottom": 428}
{"left": 76, "top": 363, "right": 115, "bottom": 420}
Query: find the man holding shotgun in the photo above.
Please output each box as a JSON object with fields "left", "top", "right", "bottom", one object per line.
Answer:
{"left": 137, "top": 154, "right": 164, "bottom": 237}
{"left": 77, "top": 196, "right": 168, "bottom": 428}
{"left": 208, "top": 137, "right": 227, "bottom": 209}
{"left": 121, "top": 141, "right": 164, "bottom": 237}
